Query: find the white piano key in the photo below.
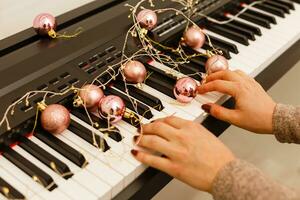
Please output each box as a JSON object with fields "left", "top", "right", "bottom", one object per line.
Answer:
{"left": 58, "top": 130, "right": 124, "bottom": 197}
{"left": 140, "top": 84, "right": 196, "bottom": 120}
{"left": 73, "top": 170, "right": 111, "bottom": 200}
{"left": 13, "top": 146, "right": 64, "bottom": 186}
{"left": 111, "top": 86, "right": 169, "bottom": 119}
{"left": 35, "top": 189, "right": 71, "bottom": 200}
{"left": 149, "top": 59, "right": 224, "bottom": 105}
{"left": 148, "top": 60, "right": 206, "bottom": 113}
{"left": 227, "top": 11, "right": 300, "bottom": 76}
{"left": 0, "top": 155, "right": 44, "bottom": 193}
{"left": 70, "top": 114, "right": 139, "bottom": 186}
{"left": 203, "top": 29, "right": 263, "bottom": 69}
{"left": 28, "top": 136, "right": 103, "bottom": 200}
{"left": 14, "top": 145, "right": 101, "bottom": 200}
{"left": 0, "top": 166, "right": 35, "bottom": 199}
{"left": 53, "top": 179, "right": 96, "bottom": 200}
{"left": 30, "top": 136, "right": 80, "bottom": 173}
{"left": 0, "top": 194, "right": 7, "bottom": 200}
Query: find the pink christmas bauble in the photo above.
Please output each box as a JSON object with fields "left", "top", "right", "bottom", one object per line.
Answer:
{"left": 173, "top": 77, "right": 198, "bottom": 103}
{"left": 123, "top": 61, "right": 147, "bottom": 83}
{"left": 205, "top": 55, "right": 229, "bottom": 74}
{"left": 40, "top": 104, "right": 70, "bottom": 134}
{"left": 33, "top": 13, "right": 57, "bottom": 36}
{"left": 136, "top": 9, "right": 157, "bottom": 30}
{"left": 183, "top": 26, "right": 206, "bottom": 49}
{"left": 79, "top": 84, "right": 104, "bottom": 110}
{"left": 98, "top": 95, "right": 125, "bottom": 123}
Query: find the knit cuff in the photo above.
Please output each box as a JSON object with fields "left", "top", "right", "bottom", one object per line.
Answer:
{"left": 273, "top": 104, "right": 300, "bottom": 144}
{"left": 211, "top": 159, "right": 297, "bottom": 200}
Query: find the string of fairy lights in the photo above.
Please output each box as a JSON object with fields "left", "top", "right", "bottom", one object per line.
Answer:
{"left": 0, "top": 0, "right": 267, "bottom": 189}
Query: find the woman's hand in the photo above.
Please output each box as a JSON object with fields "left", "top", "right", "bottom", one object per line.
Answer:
{"left": 132, "top": 116, "right": 235, "bottom": 192}
{"left": 197, "top": 70, "right": 276, "bottom": 134}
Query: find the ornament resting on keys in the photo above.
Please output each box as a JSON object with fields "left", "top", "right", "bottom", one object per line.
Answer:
{"left": 174, "top": 77, "right": 198, "bottom": 103}
{"left": 74, "top": 84, "right": 104, "bottom": 111}
{"left": 183, "top": 25, "right": 206, "bottom": 49}
{"left": 98, "top": 95, "right": 126, "bottom": 123}
{"left": 38, "top": 102, "right": 70, "bottom": 135}
{"left": 122, "top": 60, "right": 147, "bottom": 84}
{"left": 205, "top": 54, "right": 229, "bottom": 75}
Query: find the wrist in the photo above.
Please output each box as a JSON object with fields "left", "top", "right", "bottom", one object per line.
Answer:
{"left": 208, "top": 152, "right": 236, "bottom": 193}
{"left": 265, "top": 101, "right": 277, "bottom": 134}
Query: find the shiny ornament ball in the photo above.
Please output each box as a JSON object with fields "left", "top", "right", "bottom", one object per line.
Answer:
{"left": 183, "top": 26, "right": 206, "bottom": 49}
{"left": 98, "top": 95, "right": 125, "bottom": 123}
{"left": 205, "top": 55, "right": 229, "bottom": 74}
{"left": 40, "top": 104, "right": 70, "bottom": 134}
{"left": 33, "top": 13, "right": 57, "bottom": 36}
{"left": 123, "top": 61, "right": 147, "bottom": 84}
{"left": 173, "top": 77, "right": 198, "bottom": 103}
{"left": 136, "top": 9, "right": 157, "bottom": 30}
{"left": 79, "top": 84, "right": 104, "bottom": 110}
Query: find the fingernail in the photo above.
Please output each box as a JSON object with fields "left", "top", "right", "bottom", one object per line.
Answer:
{"left": 201, "top": 104, "right": 211, "bottom": 113}
{"left": 133, "top": 135, "right": 139, "bottom": 142}
{"left": 131, "top": 149, "right": 138, "bottom": 156}
{"left": 150, "top": 120, "right": 156, "bottom": 123}
{"left": 137, "top": 126, "right": 141, "bottom": 133}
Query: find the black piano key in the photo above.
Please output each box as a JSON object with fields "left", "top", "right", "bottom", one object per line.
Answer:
{"left": 122, "top": 108, "right": 142, "bottom": 128}
{"left": 68, "top": 120, "right": 110, "bottom": 152}
{"left": 18, "top": 135, "right": 73, "bottom": 179}
{"left": 142, "top": 62, "right": 177, "bottom": 99}
{"left": 70, "top": 108, "right": 123, "bottom": 142}
{"left": 265, "top": 1, "right": 290, "bottom": 13}
{"left": 2, "top": 146, "right": 57, "bottom": 191}
{"left": 0, "top": 177, "right": 25, "bottom": 199}
{"left": 290, "top": 0, "right": 300, "bottom": 4}
{"left": 165, "top": 49, "right": 207, "bottom": 68}
{"left": 221, "top": 23, "right": 255, "bottom": 40}
{"left": 163, "top": 61, "right": 203, "bottom": 81}
{"left": 35, "top": 128, "right": 88, "bottom": 168}
{"left": 161, "top": 51, "right": 206, "bottom": 79}
{"left": 204, "top": 33, "right": 239, "bottom": 53}
{"left": 105, "top": 87, "right": 154, "bottom": 120}
{"left": 202, "top": 43, "right": 231, "bottom": 59}
{"left": 113, "top": 82, "right": 164, "bottom": 111}
{"left": 205, "top": 23, "right": 249, "bottom": 45}
{"left": 227, "top": 18, "right": 262, "bottom": 36}
{"left": 244, "top": 9, "right": 277, "bottom": 24}
{"left": 254, "top": 3, "right": 285, "bottom": 17}
{"left": 238, "top": 12, "right": 271, "bottom": 28}
{"left": 273, "top": 0, "right": 295, "bottom": 10}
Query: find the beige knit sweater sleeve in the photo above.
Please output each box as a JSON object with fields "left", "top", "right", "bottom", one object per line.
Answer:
{"left": 212, "top": 104, "right": 300, "bottom": 200}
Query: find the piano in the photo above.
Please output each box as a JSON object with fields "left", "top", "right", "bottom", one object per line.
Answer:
{"left": 0, "top": 0, "right": 299, "bottom": 199}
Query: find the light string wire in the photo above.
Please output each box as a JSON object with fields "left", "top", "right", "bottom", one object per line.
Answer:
{"left": 0, "top": 0, "right": 266, "bottom": 165}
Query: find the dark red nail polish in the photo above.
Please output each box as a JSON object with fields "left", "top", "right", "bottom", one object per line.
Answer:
{"left": 131, "top": 149, "right": 138, "bottom": 156}
{"left": 137, "top": 126, "right": 141, "bottom": 133}
{"left": 150, "top": 120, "right": 156, "bottom": 123}
{"left": 133, "top": 135, "right": 139, "bottom": 142}
{"left": 201, "top": 104, "right": 211, "bottom": 113}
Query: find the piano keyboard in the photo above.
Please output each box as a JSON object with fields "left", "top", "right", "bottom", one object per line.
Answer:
{"left": 0, "top": 0, "right": 299, "bottom": 199}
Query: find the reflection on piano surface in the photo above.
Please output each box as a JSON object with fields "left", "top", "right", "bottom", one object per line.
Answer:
{"left": 0, "top": 0, "right": 300, "bottom": 199}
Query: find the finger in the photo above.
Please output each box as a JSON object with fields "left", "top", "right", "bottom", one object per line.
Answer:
{"left": 132, "top": 150, "right": 172, "bottom": 173}
{"left": 141, "top": 121, "right": 178, "bottom": 140}
{"left": 154, "top": 116, "right": 190, "bottom": 129}
{"left": 197, "top": 80, "right": 238, "bottom": 97}
{"left": 234, "top": 69, "right": 248, "bottom": 77}
{"left": 136, "top": 135, "right": 175, "bottom": 157}
{"left": 205, "top": 70, "right": 242, "bottom": 83}
{"left": 202, "top": 103, "right": 239, "bottom": 124}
